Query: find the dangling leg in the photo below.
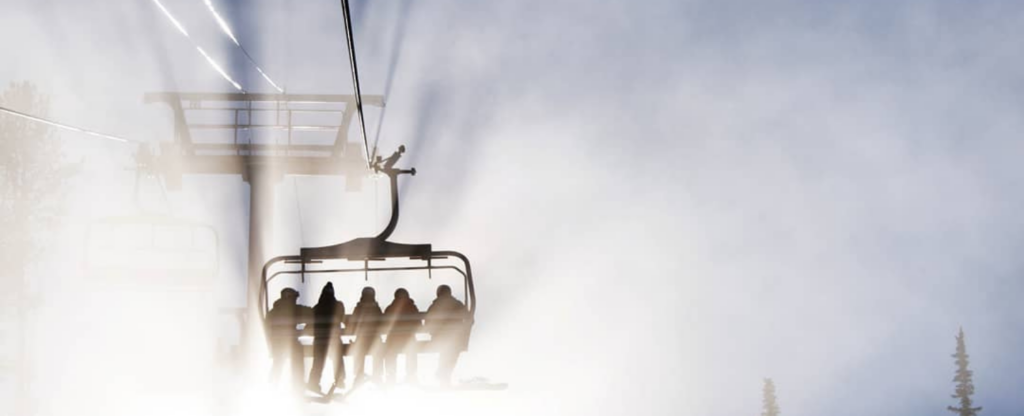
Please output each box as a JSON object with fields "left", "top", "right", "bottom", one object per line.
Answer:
{"left": 308, "top": 339, "right": 328, "bottom": 393}
{"left": 392, "top": 336, "right": 417, "bottom": 384}
{"left": 352, "top": 339, "right": 368, "bottom": 384}
{"left": 269, "top": 346, "right": 283, "bottom": 384}
{"left": 370, "top": 339, "right": 384, "bottom": 383}
{"left": 383, "top": 345, "right": 398, "bottom": 385}
{"left": 289, "top": 340, "right": 306, "bottom": 394}
{"left": 436, "top": 346, "right": 460, "bottom": 387}
{"left": 332, "top": 339, "right": 347, "bottom": 390}
{"left": 405, "top": 345, "right": 419, "bottom": 384}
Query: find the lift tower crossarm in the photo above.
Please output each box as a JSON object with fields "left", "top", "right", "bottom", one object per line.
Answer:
{"left": 143, "top": 92, "right": 384, "bottom": 105}
{"left": 144, "top": 92, "right": 385, "bottom": 186}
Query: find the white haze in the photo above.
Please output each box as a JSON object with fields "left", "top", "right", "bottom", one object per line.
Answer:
{"left": 2, "top": 0, "right": 1024, "bottom": 415}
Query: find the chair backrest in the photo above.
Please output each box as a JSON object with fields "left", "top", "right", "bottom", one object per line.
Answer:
{"left": 85, "top": 215, "right": 218, "bottom": 288}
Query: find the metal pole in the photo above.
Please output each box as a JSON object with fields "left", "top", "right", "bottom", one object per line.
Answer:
{"left": 245, "top": 169, "right": 275, "bottom": 356}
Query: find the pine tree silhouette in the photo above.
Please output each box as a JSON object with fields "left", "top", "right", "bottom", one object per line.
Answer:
{"left": 762, "top": 378, "right": 780, "bottom": 416}
{"left": 948, "top": 327, "right": 982, "bottom": 416}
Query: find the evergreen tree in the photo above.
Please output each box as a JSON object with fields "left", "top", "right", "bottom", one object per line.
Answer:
{"left": 948, "top": 327, "right": 982, "bottom": 416}
{"left": 0, "top": 82, "right": 68, "bottom": 295}
{"left": 0, "top": 81, "right": 71, "bottom": 416}
{"left": 762, "top": 378, "right": 780, "bottom": 416}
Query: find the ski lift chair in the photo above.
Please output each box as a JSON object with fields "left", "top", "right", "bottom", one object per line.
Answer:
{"left": 259, "top": 146, "right": 475, "bottom": 361}
{"left": 85, "top": 214, "right": 219, "bottom": 288}
{"left": 84, "top": 146, "right": 220, "bottom": 288}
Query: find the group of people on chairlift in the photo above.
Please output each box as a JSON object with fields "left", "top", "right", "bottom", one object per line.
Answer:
{"left": 266, "top": 282, "right": 469, "bottom": 394}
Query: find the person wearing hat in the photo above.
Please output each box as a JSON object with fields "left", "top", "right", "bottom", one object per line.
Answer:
{"left": 383, "top": 288, "right": 421, "bottom": 384}
{"left": 307, "top": 282, "right": 347, "bottom": 394}
{"left": 426, "top": 285, "right": 469, "bottom": 386}
{"left": 267, "top": 287, "right": 313, "bottom": 390}
{"left": 347, "top": 286, "right": 384, "bottom": 384}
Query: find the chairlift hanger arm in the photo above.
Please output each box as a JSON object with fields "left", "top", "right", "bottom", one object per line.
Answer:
{"left": 371, "top": 145, "right": 415, "bottom": 241}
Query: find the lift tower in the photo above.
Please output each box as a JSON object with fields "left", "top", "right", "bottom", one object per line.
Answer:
{"left": 144, "top": 91, "right": 384, "bottom": 348}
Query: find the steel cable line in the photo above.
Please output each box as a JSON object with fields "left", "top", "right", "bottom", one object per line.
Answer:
{"left": 0, "top": 105, "right": 137, "bottom": 144}
{"left": 339, "top": 0, "right": 372, "bottom": 169}
{"left": 202, "top": 0, "right": 284, "bottom": 93}
{"left": 1, "top": 109, "right": 177, "bottom": 217}
{"left": 151, "top": 0, "right": 245, "bottom": 92}
{"left": 370, "top": 0, "right": 412, "bottom": 162}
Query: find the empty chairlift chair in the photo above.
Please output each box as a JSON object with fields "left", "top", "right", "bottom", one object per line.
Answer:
{"left": 85, "top": 214, "right": 219, "bottom": 287}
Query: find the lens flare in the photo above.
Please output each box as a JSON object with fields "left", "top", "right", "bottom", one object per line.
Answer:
{"left": 151, "top": 0, "right": 245, "bottom": 92}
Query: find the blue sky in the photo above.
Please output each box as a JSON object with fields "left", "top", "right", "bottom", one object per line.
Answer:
{"left": 2, "top": 1, "right": 1024, "bottom": 415}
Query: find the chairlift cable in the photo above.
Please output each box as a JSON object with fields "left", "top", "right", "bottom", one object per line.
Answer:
{"left": 0, "top": 105, "right": 137, "bottom": 144}
{"left": 370, "top": 103, "right": 385, "bottom": 163}
{"left": 201, "top": 0, "right": 284, "bottom": 93}
{"left": 370, "top": 0, "right": 413, "bottom": 162}
{"left": 339, "top": 0, "right": 372, "bottom": 169}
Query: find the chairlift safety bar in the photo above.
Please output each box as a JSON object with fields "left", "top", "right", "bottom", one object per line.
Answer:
{"left": 259, "top": 251, "right": 475, "bottom": 322}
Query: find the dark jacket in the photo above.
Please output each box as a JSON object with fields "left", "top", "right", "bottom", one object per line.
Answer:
{"left": 348, "top": 300, "right": 384, "bottom": 337}
{"left": 312, "top": 300, "right": 345, "bottom": 338}
{"left": 384, "top": 298, "right": 421, "bottom": 337}
{"left": 425, "top": 295, "right": 467, "bottom": 335}
{"left": 267, "top": 298, "right": 312, "bottom": 340}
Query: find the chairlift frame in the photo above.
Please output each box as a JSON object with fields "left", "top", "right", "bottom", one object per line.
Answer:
{"left": 84, "top": 149, "right": 221, "bottom": 285}
{"left": 259, "top": 146, "right": 476, "bottom": 350}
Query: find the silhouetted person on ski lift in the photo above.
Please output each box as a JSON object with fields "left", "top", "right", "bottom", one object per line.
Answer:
{"left": 348, "top": 286, "right": 384, "bottom": 384}
{"left": 307, "top": 282, "right": 347, "bottom": 394}
{"left": 383, "top": 288, "right": 421, "bottom": 384}
{"left": 266, "top": 287, "right": 312, "bottom": 390}
{"left": 426, "top": 284, "right": 469, "bottom": 386}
